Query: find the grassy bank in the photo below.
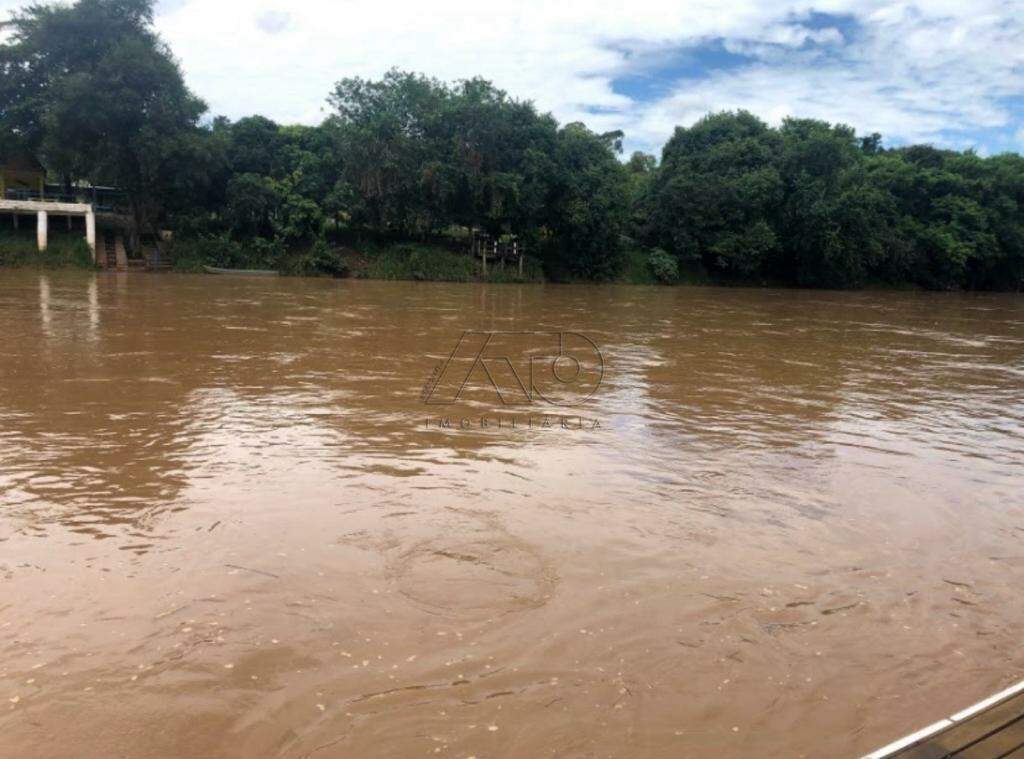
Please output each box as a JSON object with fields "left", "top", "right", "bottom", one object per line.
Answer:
{"left": 1, "top": 229, "right": 894, "bottom": 290}
{"left": 0, "top": 227, "right": 766, "bottom": 288}
{"left": 169, "top": 236, "right": 548, "bottom": 284}
{"left": 0, "top": 229, "right": 95, "bottom": 270}
{"left": 167, "top": 232, "right": 713, "bottom": 286}
{"left": 619, "top": 248, "right": 715, "bottom": 286}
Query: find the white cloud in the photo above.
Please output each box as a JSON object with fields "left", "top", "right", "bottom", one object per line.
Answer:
{"left": 2, "top": 0, "right": 1023, "bottom": 154}
{"left": 255, "top": 10, "right": 291, "bottom": 35}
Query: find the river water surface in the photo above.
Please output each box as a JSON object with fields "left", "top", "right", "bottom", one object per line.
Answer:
{"left": 1, "top": 271, "right": 1023, "bottom": 758}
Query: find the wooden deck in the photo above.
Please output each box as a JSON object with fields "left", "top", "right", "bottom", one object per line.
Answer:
{"left": 866, "top": 681, "right": 1024, "bottom": 758}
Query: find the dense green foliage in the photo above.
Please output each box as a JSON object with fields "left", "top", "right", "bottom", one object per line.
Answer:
{"left": 3, "top": 0, "right": 1023, "bottom": 290}
{"left": 642, "top": 112, "right": 1024, "bottom": 290}
{"left": 647, "top": 248, "right": 679, "bottom": 284}
{"left": 345, "top": 242, "right": 543, "bottom": 283}
{"left": 126, "top": 66, "right": 624, "bottom": 279}
{"left": 168, "top": 71, "right": 628, "bottom": 279}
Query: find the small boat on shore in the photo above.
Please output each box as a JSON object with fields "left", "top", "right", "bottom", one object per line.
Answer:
{"left": 203, "top": 266, "right": 279, "bottom": 277}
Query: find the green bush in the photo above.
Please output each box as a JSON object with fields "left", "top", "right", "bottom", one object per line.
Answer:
{"left": 648, "top": 248, "right": 679, "bottom": 283}
{"left": 169, "top": 234, "right": 544, "bottom": 282}
{"left": 245, "top": 236, "right": 287, "bottom": 269}
{"left": 619, "top": 248, "right": 658, "bottom": 284}
{"left": 170, "top": 234, "right": 242, "bottom": 272}
{"left": 365, "top": 244, "right": 478, "bottom": 282}
{"left": 170, "top": 233, "right": 289, "bottom": 272}
{"left": 281, "top": 237, "right": 350, "bottom": 278}
{"left": 309, "top": 238, "right": 350, "bottom": 277}
{"left": 0, "top": 230, "right": 95, "bottom": 269}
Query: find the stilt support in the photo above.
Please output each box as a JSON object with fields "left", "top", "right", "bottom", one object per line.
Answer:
{"left": 37, "top": 210, "right": 48, "bottom": 251}
{"left": 85, "top": 211, "right": 96, "bottom": 263}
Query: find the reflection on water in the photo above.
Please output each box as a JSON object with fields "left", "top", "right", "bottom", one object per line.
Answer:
{"left": 0, "top": 270, "right": 1022, "bottom": 757}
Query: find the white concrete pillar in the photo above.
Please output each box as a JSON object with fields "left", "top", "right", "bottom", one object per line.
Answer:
{"left": 13, "top": 213, "right": 19, "bottom": 230}
{"left": 85, "top": 211, "right": 96, "bottom": 263}
{"left": 37, "top": 210, "right": 48, "bottom": 251}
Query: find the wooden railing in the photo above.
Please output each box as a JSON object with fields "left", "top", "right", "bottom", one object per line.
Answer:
{"left": 470, "top": 234, "right": 526, "bottom": 276}
{"left": 3, "top": 189, "right": 84, "bottom": 204}
{"left": 3, "top": 188, "right": 127, "bottom": 213}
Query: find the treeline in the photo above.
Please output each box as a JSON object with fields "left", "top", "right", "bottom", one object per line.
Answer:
{"left": 639, "top": 113, "right": 1024, "bottom": 290}
{"left": 168, "top": 72, "right": 629, "bottom": 279}
{"left": 2, "top": 0, "right": 1023, "bottom": 290}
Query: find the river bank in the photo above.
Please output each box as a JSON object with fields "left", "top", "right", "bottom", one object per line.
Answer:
{"left": 0, "top": 231, "right": 908, "bottom": 290}
{"left": 166, "top": 235, "right": 706, "bottom": 286}
{"left": 2, "top": 228, "right": 1016, "bottom": 291}
{"left": 0, "top": 231, "right": 709, "bottom": 285}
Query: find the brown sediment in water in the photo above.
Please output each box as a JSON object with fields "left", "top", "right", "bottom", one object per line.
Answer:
{"left": 0, "top": 271, "right": 1022, "bottom": 757}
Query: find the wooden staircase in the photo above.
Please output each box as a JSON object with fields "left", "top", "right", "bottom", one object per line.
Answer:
{"left": 145, "top": 240, "right": 172, "bottom": 271}
{"left": 101, "top": 230, "right": 129, "bottom": 271}
{"left": 99, "top": 230, "right": 170, "bottom": 271}
{"left": 102, "top": 230, "right": 117, "bottom": 270}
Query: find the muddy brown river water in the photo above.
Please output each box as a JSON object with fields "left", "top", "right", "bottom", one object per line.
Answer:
{"left": 1, "top": 271, "right": 1023, "bottom": 758}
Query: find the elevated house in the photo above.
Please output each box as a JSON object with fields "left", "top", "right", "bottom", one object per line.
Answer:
{"left": 1, "top": 151, "right": 98, "bottom": 260}
{"left": 0, "top": 153, "right": 166, "bottom": 270}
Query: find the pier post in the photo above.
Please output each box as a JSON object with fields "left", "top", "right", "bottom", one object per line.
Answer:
{"left": 85, "top": 211, "right": 96, "bottom": 263}
{"left": 37, "top": 210, "right": 48, "bottom": 251}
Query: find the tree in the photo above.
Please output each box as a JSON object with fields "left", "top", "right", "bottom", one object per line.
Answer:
{"left": 431, "top": 77, "right": 559, "bottom": 236}
{"left": 328, "top": 70, "right": 563, "bottom": 240}
{"left": 225, "top": 173, "right": 282, "bottom": 238}
{"left": 866, "top": 147, "right": 1012, "bottom": 290}
{"left": 773, "top": 118, "right": 889, "bottom": 287}
{"left": 624, "top": 151, "right": 657, "bottom": 237}
{"left": 544, "top": 122, "right": 630, "bottom": 280}
{"left": 647, "top": 111, "right": 783, "bottom": 277}
{"left": 328, "top": 70, "right": 448, "bottom": 235}
{"left": 0, "top": 0, "right": 207, "bottom": 243}
{"left": 226, "top": 116, "right": 286, "bottom": 177}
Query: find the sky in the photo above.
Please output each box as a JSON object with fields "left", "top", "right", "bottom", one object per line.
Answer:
{"left": 2, "top": 0, "right": 1024, "bottom": 157}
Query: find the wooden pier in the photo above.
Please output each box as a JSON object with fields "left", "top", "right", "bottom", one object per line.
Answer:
{"left": 865, "top": 680, "right": 1024, "bottom": 758}
{"left": 471, "top": 232, "right": 525, "bottom": 277}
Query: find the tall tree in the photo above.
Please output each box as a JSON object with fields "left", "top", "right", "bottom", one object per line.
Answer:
{"left": 648, "top": 111, "right": 783, "bottom": 277}
{"left": 328, "top": 70, "right": 448, "bottom": 235}
{"left": 0, "top": 0, "right": 207, "bottom": 240}
{"left": 544, "top": 122, "right": 630, "bottom": 280}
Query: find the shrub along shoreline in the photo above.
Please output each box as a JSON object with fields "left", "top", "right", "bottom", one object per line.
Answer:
{"left": 0, "top": 212, "right": 1017, "bottom": 291}
{"left": 0, "top": 230, "right": 95, "bottom": 270}
{"left": 168, "top": 235, "right": 547, "bottom": 283}
{"left": 0, "top": 227, "right": 957, "bottom": 290}
{"left": 0, "top": 227, "right": 688, "bottom": 285}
